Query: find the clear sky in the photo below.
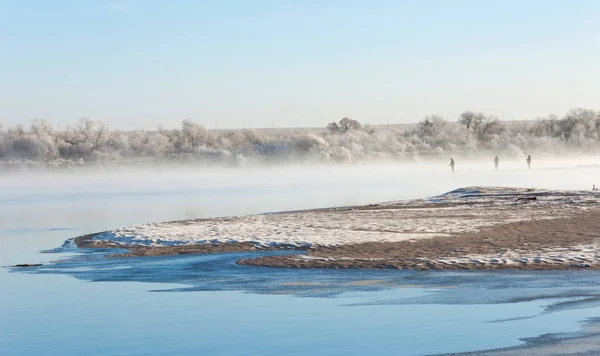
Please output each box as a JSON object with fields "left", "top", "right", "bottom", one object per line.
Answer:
{"left": 1, "top": 0, "right": 599, "bottom": 130}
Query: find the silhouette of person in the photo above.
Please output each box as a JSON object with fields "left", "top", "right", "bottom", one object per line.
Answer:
{"left": 449, "top": 158, "right": 455, "bottom": 173}
{"left": 494, "top": 156, "right": 499, "bottom": 170}
{"left": 527, "top": 155, "right": 531, "bottom": 169}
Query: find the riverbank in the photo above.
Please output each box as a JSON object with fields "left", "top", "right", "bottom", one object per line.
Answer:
{"left": 73, "top": 186, "right": 600, "bottom": 270}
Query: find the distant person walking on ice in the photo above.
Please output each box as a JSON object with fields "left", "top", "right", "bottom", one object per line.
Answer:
{"left": 449, "top": 158, "right": 455, "bottom": 173}
{"left": 494, "top": 156, "right": 499, "bottom": 170}
{"left": 527, "top": 155, "right": 531, "bottom": 169}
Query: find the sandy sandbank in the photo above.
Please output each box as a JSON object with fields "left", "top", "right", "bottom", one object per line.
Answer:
{"left": 72, "top": 187, "right": 600, "bottom": 270}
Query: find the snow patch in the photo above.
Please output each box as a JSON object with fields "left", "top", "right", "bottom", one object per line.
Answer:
{"left": 91, "top": 187, "right": 600, "bottom": 249}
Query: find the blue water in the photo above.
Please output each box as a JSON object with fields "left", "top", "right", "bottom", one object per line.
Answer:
{"left": 2, "top": 164, "right": 600, "bottom": 355}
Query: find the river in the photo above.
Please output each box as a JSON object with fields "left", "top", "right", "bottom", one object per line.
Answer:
{"left": 2, "top": 160, "right": 600, "bottom": 355}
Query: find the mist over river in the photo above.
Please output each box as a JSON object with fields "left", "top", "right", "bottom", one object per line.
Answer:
{"left": 3, "top": 160, "right": 600, "bottom": 356}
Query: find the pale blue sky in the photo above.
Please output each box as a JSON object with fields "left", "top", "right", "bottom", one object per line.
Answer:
{"left": 1, "top": 0, "right": 599, "bottom": 129}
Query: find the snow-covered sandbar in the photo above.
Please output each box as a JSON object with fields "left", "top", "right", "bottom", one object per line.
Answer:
{"left": 73, "top": 187, "right": 600, "bottom": 270}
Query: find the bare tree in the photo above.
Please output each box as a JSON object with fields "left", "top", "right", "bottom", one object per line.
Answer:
{"left": 91, "top": 121, "right": 108, "bottom": 151}
{"left": 547, "top": 114, "right": 559, "bottom": 137}
{"left": 570, "top": 108, "right": 596, "bottom": 139}
{"left": 474, "top": 115, "right": 503, "bottom": 142}
{"left": 79, "top": 117, "right": 95, "bottom": 143}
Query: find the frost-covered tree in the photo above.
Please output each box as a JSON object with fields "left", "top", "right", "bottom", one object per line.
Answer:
{"left": 159, "top": 119, "right": 215, "bottom": 154}
{"left": 327, "top": 117, "right": 362, "bottom": 134}
{"left": 57, "top": 117, "right": 113, "bottom": 159}
{"left": 458, "top": 111, "right": 476, "bottom": 131}
{"left": 326, "top": 122, "right": 340, "bottom": 133}
{"left": 417, "top": 115, "right": 446, "bottom": 138}
{"left": 473, "top": 115, "right": 503, "bottom": 142}
{"left": 181, "top": 119, "right": 212, "bottom": 148}
{"left": 339, "top": 117, "right": 362, "bottom": 132}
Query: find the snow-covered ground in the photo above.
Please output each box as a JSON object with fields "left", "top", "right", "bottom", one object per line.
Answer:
{"left": 438, "top": 243, "right": 600, "bottom": 268}
{"left": 90, "top": 187, "right": 600, "bottom": 249}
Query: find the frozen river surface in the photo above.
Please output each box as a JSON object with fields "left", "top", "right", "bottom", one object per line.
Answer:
{"left": 3, "top": 160, "right": 600, "bottom": 355}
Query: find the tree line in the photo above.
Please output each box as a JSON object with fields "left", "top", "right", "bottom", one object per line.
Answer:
{"left": 0, "top": 108, "right": 599, "bottom": 166}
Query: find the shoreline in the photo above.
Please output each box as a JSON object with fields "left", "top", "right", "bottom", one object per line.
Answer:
{"left": 72, "top": 187, "right": 600, "bottom": 270}
{"left": 73, "top": 234, "right": 296, "bottom": 257}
